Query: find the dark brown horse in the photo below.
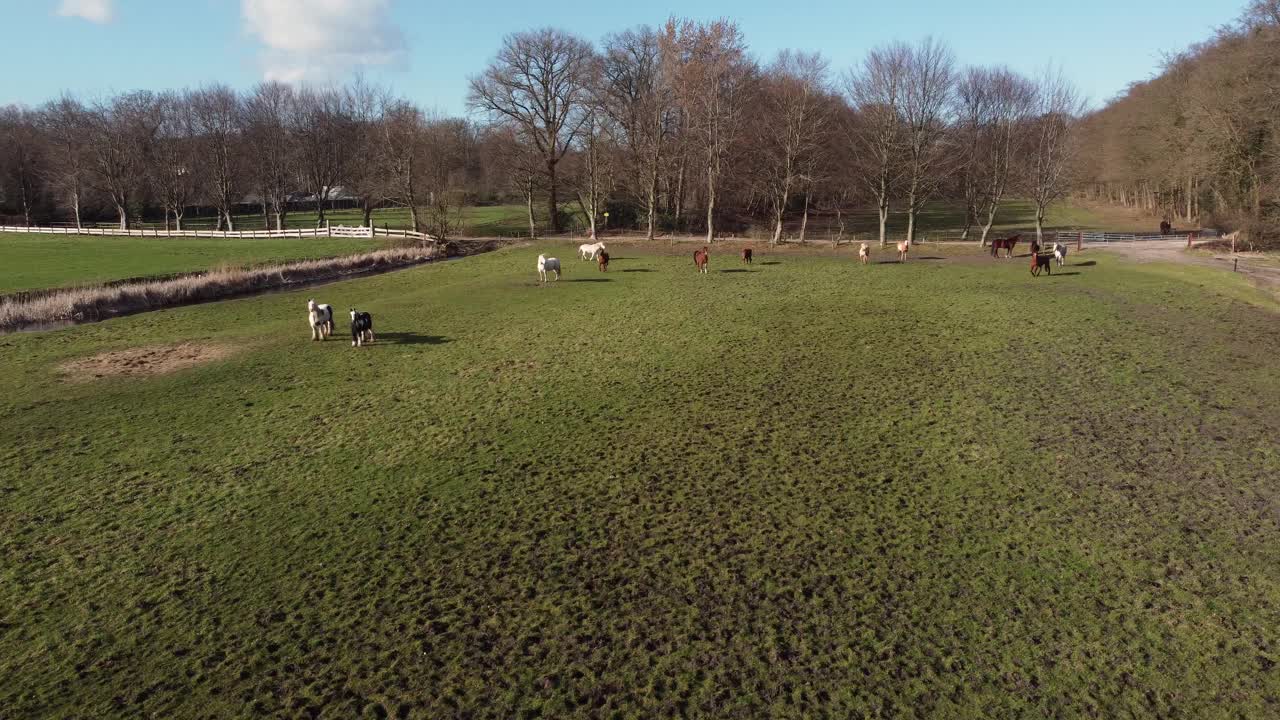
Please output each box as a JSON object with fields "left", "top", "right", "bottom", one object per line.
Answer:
{"left": 597, "top": 250, "right": 609, "bottom": 272}
{"left": 741, "top": 247, "right": 753, "bottom": 264}
{"left": 991, "top": 234, "right": 1020, "bottom": 258}
{"left": 1030, "top": 252, "right": 1052, "bottom": 276}
{"left": 694, "top": 247, "right": 709, "bottom": 274}
{"left": 1160, "top": 220, "right": 1172, "bottom": 235}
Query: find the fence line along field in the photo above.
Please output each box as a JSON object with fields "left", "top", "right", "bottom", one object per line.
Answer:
{"left": 2, "top": 244, "right": 1279, "bottom": 718}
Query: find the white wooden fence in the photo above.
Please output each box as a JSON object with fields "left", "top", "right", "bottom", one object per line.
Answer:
{"left": 0, "top": 224, "right": 435, "bottom": 242}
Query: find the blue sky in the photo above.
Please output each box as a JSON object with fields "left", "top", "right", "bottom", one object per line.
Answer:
{"left": 1, "top": 0, "right": 1244, "bottom": 115}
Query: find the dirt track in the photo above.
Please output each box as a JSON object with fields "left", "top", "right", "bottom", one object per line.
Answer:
{"left": 1090, "top": 239, "right": 1280, "bottom": 299}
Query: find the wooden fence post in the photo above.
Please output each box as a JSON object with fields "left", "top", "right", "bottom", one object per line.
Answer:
{"left": 1077, "top": 231, "right": 1083, "bottom": 252}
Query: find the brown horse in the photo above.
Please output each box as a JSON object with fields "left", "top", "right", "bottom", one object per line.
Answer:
{"left": 694, "top": 247, "right": 709, "bottom": 274}
{"left": 1160, "top": 220, "right": 1172, "bottom": 235}
{"left": 991, "top": 234, "right": 1020, "bottom": 258}
{"left": 1030, "top": 252, "right": 1052, "bottom": 276}
{"left": 741, "top": 247, "right": 753, "bottom": 264}
{"left": 597, "top": 250, "right": 609, "bottom": 272}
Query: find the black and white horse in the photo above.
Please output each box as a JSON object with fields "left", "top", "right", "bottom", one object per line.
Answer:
{"left": 307, "top": 299, "right": 334, "bottom": 341}
{"left": 349, "top": 309, "right": 375, "bottom": 347}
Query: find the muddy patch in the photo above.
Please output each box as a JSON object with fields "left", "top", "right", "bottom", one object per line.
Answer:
{"left": 60, "top": 342, "right": 236, "bottom": 381}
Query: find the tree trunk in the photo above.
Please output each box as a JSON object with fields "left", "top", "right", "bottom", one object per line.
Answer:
{"left": 116, "top": 202, "right": 128, "bottom": 230}
{"left": 526, "top": 178, "right": 537, "bottom": 238}
{"left": 1035, "top": 204, "right": 1046, "bottom": 243}
{"left": 315, "top": 191, "right": 326, "bottom": 228}
{"left": 878, "top": 199, "right": 889, "bottom": 248}
{"left": 799, "top": 192, "right": 810, "bottom": 244}
{"left": 409, "top": 204, "right": 421, "bottom": 234}
{"left": 705, "top": 170, "right": 716, "bottom": 245}
{"left": 362, "top": 200, "right": 374, "bottom": 228}
{"left": 646, "top": 162, "right": 659, "bottom": 241}
{"left": 175, "top": 210, "right": 184, "bottom": 232}
{"left": 674, "top": 157, "right": 686, "bottom": 230}
{"left": 546, "top": 160, "right": 559, "bottom": 233}
{"left": 71, "top": 189, "right": 82, "bottom": 230}
{"left": 224, "top": 209, "right": 235, "bottom": 232}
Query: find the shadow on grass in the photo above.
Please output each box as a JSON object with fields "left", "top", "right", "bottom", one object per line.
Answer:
{"left": 1076, "top": 261, "right": 1097, "bottom": 267}
{"left": 720, "top": 269, "right": 755, "bottom": 273}
{"left": 914, "top": 256, "right": 946, "bottom": 260}
{"left": 376, "top": 333, "right": 452, "bottom": 346}
{"left": 569, "top": 278, "right": 613, "bottom": 283}
{"left": 1050, "top": 272, "right": 1082, "bottom": 277}
{"left": 621, "top": 269, "right": 654, "bottom": 273}
{"left": 760, "top": 261, "right": 783, "bottom": 266}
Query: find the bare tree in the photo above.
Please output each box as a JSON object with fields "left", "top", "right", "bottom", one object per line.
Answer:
{"left": 1026, "top": 67, "right": 1086, "bottom": 241}
{"left": 844, "top": 44, "right": 908, "bottom": 246}
{"left": 294, "top": 86, "right": 356, "bottom": 227}
{"left": 468, "top": 28, "right": 596, "bottom": 234}
{"left": 86, "top": 91, "right": 160, "bottom": 230}
{"left": 954, "top": 66, "right": 1036, "bottom": 245}
{"left": 661, "top": 18, "right": 753, "bottom": 243}
{"left": 899, "top": 37, "right": 956, "bottom": 244}
{"left": 38, "top": 96, "right": 90, "bottom": 229}
{"left": 759, "top": 50, "right": 832, "bottom": 245}
{"left": 378, "top": 99, "right": 428, "bottom": 232}
{"left": 569, "top": 108, "right": 614, "bottom": 240}
{"left": 0, "top": 106, "right": 44, "bottom": 226}
{"left": 148, "top": 92, "right": 200, "bottom": 231}
{"left": 489, "top": 125, "right": 545, "bottom": 237}
{"left": 601, "top": 26, "right": 671, "bottom": 240}
{"left": 189, "top": 85, "right": 242, "bottom": 231}
{"left": 243, "top": 82, "right": 296, "bottom": 231}
{"left": 345, "top": 78, "right": 388, "bottom": 228}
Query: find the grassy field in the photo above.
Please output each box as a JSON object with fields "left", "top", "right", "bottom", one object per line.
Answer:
{"left": 3, "top": 200, "right": 1149, "bottom": 296}
{"left": 3, "top": 243, "right": 1279, "bottom": 718}
{"left": 0, "top": 235, "right": 380, "bottom": 295}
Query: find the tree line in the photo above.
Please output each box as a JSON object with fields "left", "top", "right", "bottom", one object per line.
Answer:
{"left": 1075, "top": 0, "right": 1280, "bottom": 245}
{"left": 1, "top": 18, "right": 1084, "bottom": 244}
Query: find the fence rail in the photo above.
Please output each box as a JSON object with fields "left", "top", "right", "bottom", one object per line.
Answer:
{"left": 0, "top": 224, "right": 436, "bottom": 242}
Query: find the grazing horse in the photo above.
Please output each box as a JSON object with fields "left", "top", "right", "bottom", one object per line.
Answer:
{"left": 693, "top": 247, "right": 709, "bottom": 274}
{"left": 1030, "top": 252, "right": 1053, "bottom": 277}
{"left": 578, "top": 241, "right": 607, "bottom": 261}
{"left": 1053, "top": 241, "right": 1068, "bottom": 267}
{"left": 537, "top": 254, "right": 561, "bottom": 283}
{"left": 1160, "top": 220, "right": 1172, "bottom": 235}
{"left": 307, "top": 299, "right": 334, "bottom": 341}
{"left": 741, "top": 247, "right": 753, "bottom": 264}
{"left": 896, "top": 239, "right": 910, "bottom": 262}
{"left": 349, "top": 308, "right": 374, "bottom": 347}
{"left": 859, "top": 242, "right": 870, "bottom": 265}
{"left": 991, "top": 235, "right": 1020, "bottom": 258}
{"left": 597, "top": 250, "right": 610, "bottom": 272}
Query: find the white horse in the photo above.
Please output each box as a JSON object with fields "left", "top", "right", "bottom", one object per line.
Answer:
{"left": 307, "top": 299, "right": 334, "bottom": 341}
{"left": 537, "top": 254, "right": 561, "bottom": 283}
{"left": 578, "top": 241, "right": 606, "bottom": 261}
{"left": 1053, "top": 241, "right": 1068, "bottom": 267}
{"left": 859, "top": 242, "right": 870, "bottom": 265}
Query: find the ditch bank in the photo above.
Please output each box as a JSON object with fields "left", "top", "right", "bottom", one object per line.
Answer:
{"left": 0, "top": 238, "right": 515, "bottom": 334}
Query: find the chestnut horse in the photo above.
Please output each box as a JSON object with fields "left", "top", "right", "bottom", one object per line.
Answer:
{"left": 694, "top": 247, "right": 709, "bottom": 274}
{"left": 741, "top": 248, "right": 753, "bottom": 264}
{"left": 991, "top": 234, "right": 1020, "bottom": 258}
{"left": 597, "top": 250, "right": 610, "bottom": 272}
{"left": 897, "top": 239, "right": 910, "bottom": 262}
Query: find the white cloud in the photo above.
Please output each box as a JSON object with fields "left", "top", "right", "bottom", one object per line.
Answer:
{"left": 57, "top": 0, "right": 114, "bottom": 24}
{"left": 241, "top": 0, "right": 406, "bottom": 83}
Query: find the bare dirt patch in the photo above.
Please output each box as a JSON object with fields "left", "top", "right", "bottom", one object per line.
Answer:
{"left": 59, "top": 342, "right": 236, "bottom": 381}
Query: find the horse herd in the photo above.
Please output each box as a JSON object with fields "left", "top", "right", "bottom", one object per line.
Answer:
{"left": 307, "top": 236, "right": 1075, "bottom": 343}
{"left": 534, "top": 236, "right": 1070, "bottom": 283}
{"left": 989, "top": 234, "right": 1070, "bottom": 275}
